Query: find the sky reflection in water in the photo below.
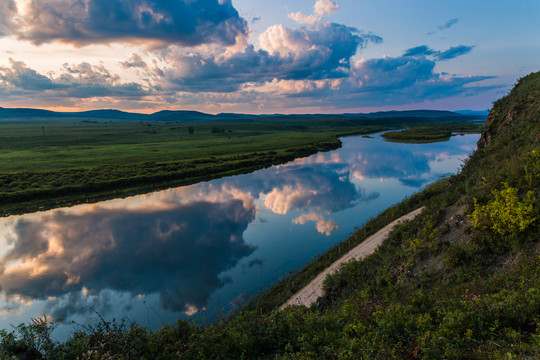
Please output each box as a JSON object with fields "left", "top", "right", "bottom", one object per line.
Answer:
{"left": 0, "top": 133, "right": 478, "bottom": 336}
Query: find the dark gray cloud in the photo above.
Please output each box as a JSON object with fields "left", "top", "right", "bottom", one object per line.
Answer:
{"left": 45, "top": 291, "right": 119, "bottom": 321}
{"left": 156, "top": 38, "right": 479, "bottom": 104}
{"left": 0, "top": 198, "right": 256, "bottom": 318}
{"left": 0, "top": 0, "right": 249, "bottom": 48}
{"left": 0, "top": 59, "right": 149, "bottom": 99}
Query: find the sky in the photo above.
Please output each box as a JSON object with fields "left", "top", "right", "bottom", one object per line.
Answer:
{"left": 0, "top": 0, "right": 538, "bottom": 114}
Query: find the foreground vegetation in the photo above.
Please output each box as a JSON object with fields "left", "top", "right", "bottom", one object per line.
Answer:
{"left": 1, "top": 71, "right": 538, "bottom": 358}
{"left": 0, "top": 115, "right": 481, "bottom": 216}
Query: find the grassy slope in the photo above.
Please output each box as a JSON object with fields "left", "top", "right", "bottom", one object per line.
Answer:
{"left": 0, "top": 72, "right": 536, "bottom": 358}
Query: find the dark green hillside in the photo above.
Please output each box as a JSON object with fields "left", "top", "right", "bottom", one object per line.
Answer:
{"left": 0, "top": 72, "right": 538, "bottom": 359}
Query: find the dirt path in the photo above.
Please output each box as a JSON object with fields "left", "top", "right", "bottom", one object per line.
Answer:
{"left": 280, "top": 207, "right": 424, "bottom": 309}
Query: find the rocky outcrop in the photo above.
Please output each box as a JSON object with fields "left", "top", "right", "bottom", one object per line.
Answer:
{"left": 477, "top": 109, "right": 518, "bottom": 148}
{"left": 477, "top": 71, "right": 540, "bottom": 149}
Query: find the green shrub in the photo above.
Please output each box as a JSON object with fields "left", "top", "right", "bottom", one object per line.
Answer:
{"left": 470, "top": 184, "right": 537, "bottom": 235}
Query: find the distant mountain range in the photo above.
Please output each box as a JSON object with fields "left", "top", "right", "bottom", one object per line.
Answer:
{"left": 0, "top": 107, "right": 487, "bottom": 122}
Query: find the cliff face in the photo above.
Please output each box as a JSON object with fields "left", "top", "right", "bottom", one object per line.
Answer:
{"left": 478, "top": 71, "right": 540, "bottom": 148}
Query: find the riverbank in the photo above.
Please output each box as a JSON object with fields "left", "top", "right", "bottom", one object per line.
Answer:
{"left": 0, "top": 119, "right": 391, "bottom": 216}
{"left": 0, "top": 138, "right": 344, "bottom": 216}
{"left": 0, "top": 115, "right": 486, "bottom": 217}
{"left": 281, "top": 207, "right": 424, "bottom": 308}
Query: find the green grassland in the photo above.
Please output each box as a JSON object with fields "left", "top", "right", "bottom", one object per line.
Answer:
{"left": 0, "top": 119, "right": 388, "bottom": 215}
{"left": 0, "top": 115, "right": 483, "bottom": 216}
{"left": 0, "top": 121, "right": 348, "bottom": 171}
{"left": 1, "top": 72, "right": 536, "bottom": 359}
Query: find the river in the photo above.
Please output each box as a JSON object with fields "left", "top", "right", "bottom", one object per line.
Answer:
{"left": 0, "top": 132, "right": 478, "bottom": 339}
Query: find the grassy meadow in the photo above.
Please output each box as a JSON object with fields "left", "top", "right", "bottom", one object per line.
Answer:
{"left": 0, "top": 118, "right": 390, "bottom": 215}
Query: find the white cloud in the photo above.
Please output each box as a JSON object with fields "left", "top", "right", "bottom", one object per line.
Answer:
{"left": 314, "top": 0, "right": 339, "bottom": 16}
{"left": 288, "top": 0, "right": 339, "bottom": 27}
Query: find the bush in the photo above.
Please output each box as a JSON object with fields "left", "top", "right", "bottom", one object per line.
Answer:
{"left": 469, "top": 184, "right": 537, "bottom": 235}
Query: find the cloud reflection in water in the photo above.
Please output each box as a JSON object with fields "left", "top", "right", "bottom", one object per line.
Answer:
{"left": 0, "top": 193, "right": 256, "bottom": 319}
{"left": 0, "top": 134, "right": 477, "bottom": 326}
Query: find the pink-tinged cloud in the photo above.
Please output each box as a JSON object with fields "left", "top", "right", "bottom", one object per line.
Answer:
{"left": 293, "top": 211, "right": 339, "bottom": 236}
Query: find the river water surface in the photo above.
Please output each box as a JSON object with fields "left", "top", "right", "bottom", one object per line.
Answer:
{"left": 0, "top": 133, "right": 478, "bottom": 338}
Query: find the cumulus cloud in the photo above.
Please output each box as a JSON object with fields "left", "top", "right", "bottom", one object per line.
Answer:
{"left": 349, "top": 55, "right": 437, "bottom": 92}
{"left": 343, "top": 46, "right": 489, "bottom": 101}
{"left": 288, "top": 0, "right": 339, "bottom": 27}
{"left": 255, "top": 165, "right": 359, "bottom": 216}
{"left": 264, "top": 185, "right": 317, "bottom": 215}
{"left": 0, "top": 59, "right": 149, "bottom": 99}
{"left": 159, "top": 21, "right": 381, "bottom": 93}
{"left": 0, "top": 0, "right": 496, "bottom": 112}
{"left": 0, "top": 0, "right": 249, "bottom": 48}
{"left": 241, "top": 44, "right": 490, "bottom": 109}
{"left": 0, "top": 59, "right": 62, "bottom": 91}
{"left": 314, "top": 0, "right": 339, "bottom": 17}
